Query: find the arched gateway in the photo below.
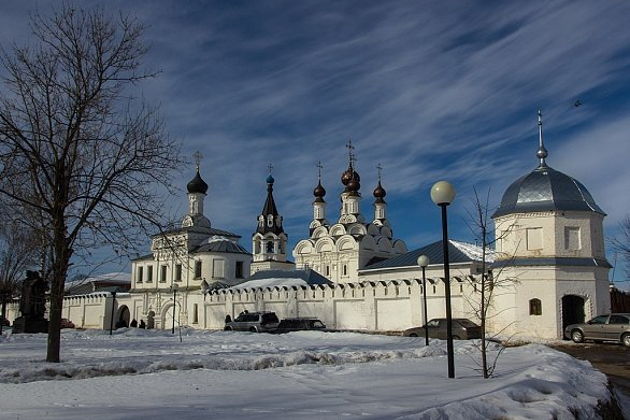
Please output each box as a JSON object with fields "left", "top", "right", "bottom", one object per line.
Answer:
{"left": 561, "top": 295, "right": 586, "bottom": 331}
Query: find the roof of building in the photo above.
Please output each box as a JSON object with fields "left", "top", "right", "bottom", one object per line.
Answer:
{"left": 191, "top": 237, "right": 251, "bottom": 255}
{"left": 151, "top": 226, "right": 241, "bottom": 239}
{"left": 493, "top": 257, "right": 612, "bottom": 269}
{"left": 256, "top": 175, "right": 284, "bottom": 235}
{"left": 493, "top": 110, "right": 604, "bottom": 218}
{"left": 187, "top": 169, "right": 209, "bottom": 194}
{"left": 362, "top": 239, "right": 487, "bottom": 271}
{"left": 492, "top": 165, "right": 605, "bottom": 218}
{"left": 238, "top": 269, "right": 332, "bottom": 287}
{"left": 65, "top": 272, "right": 131, "bottom": 295}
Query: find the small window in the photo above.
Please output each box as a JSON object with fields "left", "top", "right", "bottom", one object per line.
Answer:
{"left": 160, "top": 265, "right": 167, "bottom": 282}
{"left": 588, "top": 315, "right": 608, "bottom": 325}
{"left": 529, "top": 298, "right": 542, "bottom": 316}
{"left": 266, "top": 241, "right": 274, "bottom": 253}
{"left": 426, "top": 320, "right": 439, "bottom": 328}
{"left": 147, "top": 266, "right": 153, "bottom": 283}
{"left": 194, "top": 261, "right": 202, "bottom": 279}
{"left": 342, "top": 265, "right": 347, "bottom": 276}
{"left": 564, "top": 227, "right": 581, "bottom": 251}
{"left": 137, "top": 266, "right": 143, "bottom": 283}
{"left": 609, "top": 315, "right": 629, "bottom": 325}
{"left": 213, "top": 259, "right": 225, "bottom": 279}
{"left": 192, "top": 303, "right": 199, "bottom": 324}
{"left": 175, "top": 264, "right": 182, "bottom": 282}
{"left": 326, "top": 266, "right": 330, "bottom": 276}
{"left": 526, "top": 228, "right": 543, "bottom": 250}
{"left": 235, "top": 261, "right": 244, "bottom": 279}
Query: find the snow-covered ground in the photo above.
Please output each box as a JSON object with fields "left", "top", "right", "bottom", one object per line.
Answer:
{"left": 0, "top": 329, "right": 620, "bottom": 419}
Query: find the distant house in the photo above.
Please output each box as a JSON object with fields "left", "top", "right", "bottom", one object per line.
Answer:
{"left": 64, "top": 272, "right": 131, "bottom": 296}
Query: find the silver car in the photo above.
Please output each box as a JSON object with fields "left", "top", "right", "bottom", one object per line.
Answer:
{"left": 402, "top": 318, "right": 481, "bottom": 340}
{"left": 224, "top": 311, "right": 280, "bottom": 333}
{"left": 564, "top": 313, "right": 630, "bottom": 347}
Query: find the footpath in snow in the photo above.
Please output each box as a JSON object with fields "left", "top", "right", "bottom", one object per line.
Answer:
{"left": 0, "top": 329, "right": 622, "bottom": 419}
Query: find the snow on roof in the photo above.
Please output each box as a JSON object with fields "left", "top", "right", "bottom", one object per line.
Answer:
{"left": 66, "top": 272, "right": 131, "bottom": 287}
{"left": 450, "top": 240, "right": 496, "bottom": 263}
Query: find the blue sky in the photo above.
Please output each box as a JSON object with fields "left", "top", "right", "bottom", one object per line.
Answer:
{"left": 2, "top": 1, "right": 630, "bottom": 286}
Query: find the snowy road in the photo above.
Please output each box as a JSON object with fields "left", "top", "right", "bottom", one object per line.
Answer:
{"left": 0, "top": 329, "right": 619, "bottom": 419}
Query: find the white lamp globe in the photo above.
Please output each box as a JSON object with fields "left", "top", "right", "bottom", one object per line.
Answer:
{"left": 430, "top": 181, "right": 456, "bottom": 205}
{"left": 417, "top": 255, "right": 430, "bottom": 268}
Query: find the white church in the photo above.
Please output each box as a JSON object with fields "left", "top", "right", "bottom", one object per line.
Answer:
{"left": 6, "top": 112, "right": 612, "bottom": 339}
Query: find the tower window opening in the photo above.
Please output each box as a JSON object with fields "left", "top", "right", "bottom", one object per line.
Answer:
{"left": 529, "top": 298, "right": 542, "bottom": 316}
{"left": 266, "top": 241, "right": 274, "bottom": 253}
{"left": 160, "top": 265, "right": 167, "bottom": 283}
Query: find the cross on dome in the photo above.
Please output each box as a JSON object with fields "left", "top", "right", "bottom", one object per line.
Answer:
{"left": 193, "top": 151, "right": 203, "bottom": 171}
{"left": 537, "top": 109, "right": 548, "bottom": 167}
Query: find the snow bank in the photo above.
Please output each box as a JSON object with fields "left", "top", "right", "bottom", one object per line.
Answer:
{"left": 0, "top": 329, "right": 500, "bottom": 384}
{"left": 0, "top": 336, "right": 617, "bottom": 420}
{"left": 398, "top": 345, "right": 610, "bottom": 420}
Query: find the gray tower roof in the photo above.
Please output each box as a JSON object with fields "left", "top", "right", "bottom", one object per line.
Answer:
{"left": 493, "top": 110, "right": 604, "bottom": 218}
{"left": 492, "top": 166, "right": 605, "bottom": 218}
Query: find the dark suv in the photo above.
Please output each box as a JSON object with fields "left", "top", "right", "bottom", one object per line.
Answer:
{"left": 224, "top": 311, "right": 280, "bottom": 333}
{"left": 272, "top": 318, "right": 327, "bottom": 334}
{"left": 402, "top": 318, "right": 481, "bottom": 340}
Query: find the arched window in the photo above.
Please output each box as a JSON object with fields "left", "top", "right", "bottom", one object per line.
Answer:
{"left": 266, "top": 241, "right": 274, "bottom": 253}
{"left": 192, "top": 304, "right": 199, "bottom": 324}
{"left": 529, "top": 298, "right": 542, "bottom": 316}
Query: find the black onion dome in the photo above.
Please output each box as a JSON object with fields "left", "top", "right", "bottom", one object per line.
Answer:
{"left": 492, "top": 165, "right": 605, "bottom": 218}
{"left": 187, "top": 170, "right": 209, "bottom": 194}
{"left": 342, "top": 168, "right": 361, "bottom": 193}
{"left": 341, "top": 168, "right": 354, "bottom": 185}
{"left": 313, "top": 181, "right": 326, "bottom": 198}
{"left": 373, "top": 181, "right": 386, "bottom": 199}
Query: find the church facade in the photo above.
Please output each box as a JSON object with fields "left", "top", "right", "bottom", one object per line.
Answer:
{"left": 5, "top": 113, "right": 612, "bottom": 340}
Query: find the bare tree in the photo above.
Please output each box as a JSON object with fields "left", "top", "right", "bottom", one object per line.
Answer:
{"left": 465, "top": 187, "right": 518, "bottom": 378}
{"left": 0, "top": 6, "right": 182, "bottom": 361}
{"left": 0, "top": 219, "right": 38, "bottom": 334}
{"left": 613, "top": 216, "right": 630, "bottom": 280}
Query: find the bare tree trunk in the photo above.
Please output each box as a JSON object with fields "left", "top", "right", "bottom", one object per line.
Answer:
{"left": 0, "top": 297, "right": 6, "bottom": 335}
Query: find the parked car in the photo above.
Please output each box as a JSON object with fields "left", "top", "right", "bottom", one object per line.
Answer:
{"left": 402, "top": 318, "right": 481, "bottom": 340}
{"left": 60, "top": 318, "right": 75, "bottom": 329}
{"left": 272, "top": 318, "right": 327, "bottom": 334}
{"left": 224, "top": 311, "right": 280, "bottom": 333}
{"left": 564, "top": 313, "right": 630, "bottom": 347}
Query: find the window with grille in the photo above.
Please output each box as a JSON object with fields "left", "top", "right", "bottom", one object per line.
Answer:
{"left": 529, "top": 298, "right": 542, "bottom": 315}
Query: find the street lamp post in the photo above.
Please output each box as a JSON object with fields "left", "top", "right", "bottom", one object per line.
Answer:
{"left": 171, "top": 284, "right": 178, "bottom": 334}
{"left": 417, "top": 255, "right": 430, "bottom": 346}
{"left": 431, "top": 180, "right": 456, "bottom": 379}
{"left": 109, "top": 291, "right": 117, "bottom": 336}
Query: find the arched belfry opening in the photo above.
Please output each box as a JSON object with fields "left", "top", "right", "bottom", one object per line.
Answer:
{"left": 561, "top": 295, "right": 586, "bottom": 332}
